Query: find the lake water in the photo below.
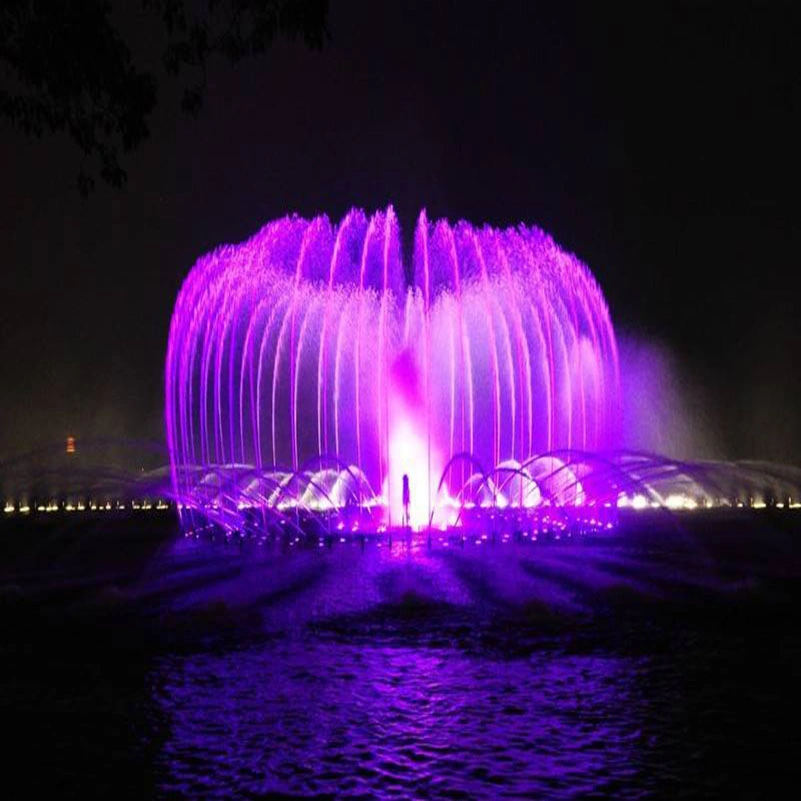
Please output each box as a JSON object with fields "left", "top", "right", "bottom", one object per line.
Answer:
{"left": 2, "top": 513, "right": 800, "bottom": 798}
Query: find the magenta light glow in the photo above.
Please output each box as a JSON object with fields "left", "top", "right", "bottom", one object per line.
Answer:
{"left": 165, "top": 208, "right": 620, "bottom": 531}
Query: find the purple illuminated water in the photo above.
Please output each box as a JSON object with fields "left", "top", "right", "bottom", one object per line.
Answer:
{"left": 166, "top": 208, "right": 619, "bottom": 529}
{"left": 4, "top": 515, "right": 801, "bottom": 798}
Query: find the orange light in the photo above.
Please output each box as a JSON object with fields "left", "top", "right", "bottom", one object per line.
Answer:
{"left": 66, "top": 436, "right": 76, "bottom": 454}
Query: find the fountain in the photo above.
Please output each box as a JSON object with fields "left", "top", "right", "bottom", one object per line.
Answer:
{"left": 165, "top": 208, "right": 620, "bottom": 534}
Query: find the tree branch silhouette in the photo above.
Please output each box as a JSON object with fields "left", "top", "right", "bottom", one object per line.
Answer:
{"left": 0, "top": 0, "right": 328, "bottom": 196}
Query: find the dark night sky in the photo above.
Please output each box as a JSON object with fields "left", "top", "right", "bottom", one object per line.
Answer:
{"left": 2, "top": 1, "right": 800, "bottom": 464}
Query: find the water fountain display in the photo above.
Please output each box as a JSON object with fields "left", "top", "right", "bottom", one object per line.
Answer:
{"left": 165, "top": 207, "right": 622, "bottom": 535}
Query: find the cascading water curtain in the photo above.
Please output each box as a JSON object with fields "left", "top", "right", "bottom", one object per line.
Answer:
{"left": 166, "top": 208, "right": 619, "bottom": 530}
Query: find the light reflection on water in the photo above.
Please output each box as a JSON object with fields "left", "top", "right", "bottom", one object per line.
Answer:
{"left": 145, "top": 538, "right": 692, "bottom": 798}
{"left": 155, "top": 638, "right": 649, "bottom": 798}
{"left": 5, "top": 526, "right": 801, "bottom": 798}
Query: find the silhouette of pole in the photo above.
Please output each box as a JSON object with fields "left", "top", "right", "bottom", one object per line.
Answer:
{"left": 402, "top": 473, "right": 411, "bottom": 528}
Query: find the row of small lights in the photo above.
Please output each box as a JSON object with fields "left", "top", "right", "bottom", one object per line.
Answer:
{"left": 619, "top": 493, "right": 801, "bottom": 510}
{"left": 191, "top": 526, "right": 609, "bottom": 547}
{"left": 9, "top": 495, "right": 797, "bottom": 516}
{"left": 3, "top": 500, "right": 171, "bottom": 514}
{"left": 187, "top": 495, "right": 801, "bottom": 514}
